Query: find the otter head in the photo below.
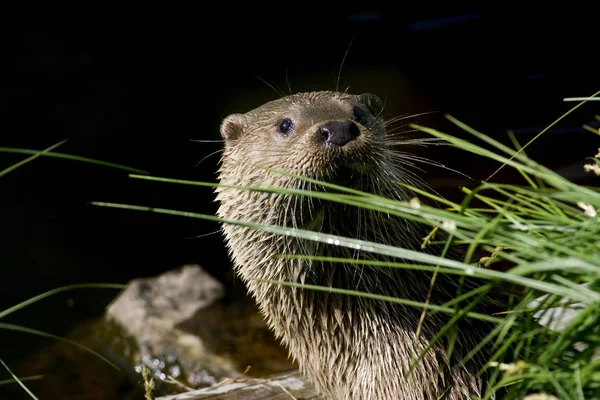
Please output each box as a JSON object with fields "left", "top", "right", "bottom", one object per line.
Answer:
{"left": 215, "top": 90, "right": 416, "bottom": 235}
{"left": 218, "top": 91, "right": 387, "bottom": 187}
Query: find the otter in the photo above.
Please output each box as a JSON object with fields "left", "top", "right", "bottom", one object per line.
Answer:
{"left": 215, "top": 91, "right": 503, "bottom": 399}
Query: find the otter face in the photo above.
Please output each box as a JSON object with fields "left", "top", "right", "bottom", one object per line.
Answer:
{"left": 218, "top": 91, "right": 387, "bottom": 182}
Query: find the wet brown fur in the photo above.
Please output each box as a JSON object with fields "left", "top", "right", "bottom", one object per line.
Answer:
{"left": 215, "top": 91, "right": 502, "bottom": 399}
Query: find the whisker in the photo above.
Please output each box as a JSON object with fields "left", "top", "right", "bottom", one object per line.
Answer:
{"left": 190, "top": 139, "right": 225, "bottom": 143}
{"left": 195, "top": 149, "right": 224, "bottom": 167}
{"left": 375, "top": 95, "right": 388, "bottom": 119}
{"left": 254, "top": 74, "right": 285, "bottom": 98}
{"left": 389, "top": 153, "right": 473, "bottom": 180}
{"left": 385, "top": 129, "right": 421, "bottom": 136}
{"left": 336, "top": 37, "right": 355, "bottom": 93}
{"left": 386, "top": 137, "right": 447, "bottom": 146}
{"left": 184, "top": 230, "right": 222, "bottom": 239}
{"left": 384, "top": 110, "right": 440, "bottom": 125}
{"left": 285, "top": 64, "right": 293, "bottom": 95}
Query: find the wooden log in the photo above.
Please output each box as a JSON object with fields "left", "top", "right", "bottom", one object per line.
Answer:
{"left": 156, "top": 371, "right": 321, "bottom": 400}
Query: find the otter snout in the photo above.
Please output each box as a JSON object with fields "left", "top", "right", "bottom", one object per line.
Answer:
{"left": 315, "top": 121, "right": 361, "bottom": 148}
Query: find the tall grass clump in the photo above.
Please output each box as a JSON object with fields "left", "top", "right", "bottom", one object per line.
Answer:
{"left": 93, "top": 101, "right": 600, "bottom": 399}
{"left": 0, "top": 140, "right": 139, "bottom": 397}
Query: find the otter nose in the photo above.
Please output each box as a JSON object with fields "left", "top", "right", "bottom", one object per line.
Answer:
{"left": 315, "top": 121, "right": 361, "bottom": 148}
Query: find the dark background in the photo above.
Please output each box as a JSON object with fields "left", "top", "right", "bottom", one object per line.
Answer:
{"left": 2, "top": 6, "right": 599, "bottom": 399}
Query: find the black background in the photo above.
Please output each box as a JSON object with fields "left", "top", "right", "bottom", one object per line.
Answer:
{"left": 2, "top": 6, "right": 599, "bottom": 399}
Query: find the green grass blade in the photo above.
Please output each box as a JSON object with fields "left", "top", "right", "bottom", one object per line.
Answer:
{"left": 265, "top": 280, "right": 503, "bottom": 324}
{"left": 485, "top": 88, "right": 600, "bottom": 180}
{"left": 408, "top": 292, "right": 489, "bottom": 375}
{"left": 0, "top": 283, "right": 127, "bottom": 320}
{"left": 0, "top": 323, "right": 120, "bottom": 371}
{"left": 444, "top": 116, "right": 534, "bottom": 165}
{"left": 89, "top": 201, "right": 599, "bottom": 303}
{"left": 0, "top": 147, "right": 150, "bottom": 175}
{"left": 412, "top": 124, "right": 596, "bottom": 197}
{"left": 398, "top": 183, "right": 468, "bottom": 212}
{"left": 0, "top": 375, "right": 43, "bottom": 386}
{"left": 0, "top": 140, "right": 67, "bottom": 178}
{"left": 0, "top": 357, "right": 39, "bottom": 399}
{"left": 276, "top": 255, "right": 475, "bottom": 276}
{"left": 508, "top": 258, "right": 599, "bottom": 280}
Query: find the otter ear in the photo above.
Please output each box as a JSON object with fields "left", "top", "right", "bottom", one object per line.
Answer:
{"left": 356, "top": 93, "right": 384, "bottom": 117}
{"left": 220, "top": 113, "right": 247, "bottom": 143}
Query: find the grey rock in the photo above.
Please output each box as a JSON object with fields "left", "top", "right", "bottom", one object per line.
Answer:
{"left": 107, "top": 264, "right": 226, "bottom": 346}
{"left": 105, "top": 264, "right": 295, "bottom": 396}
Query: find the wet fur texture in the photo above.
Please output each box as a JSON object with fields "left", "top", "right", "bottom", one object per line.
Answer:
{"left": 215, "top": 91, "right": 502, "bottom": 399}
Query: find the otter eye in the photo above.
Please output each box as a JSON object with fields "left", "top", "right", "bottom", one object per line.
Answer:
{"left": 352, "top": 106, "right": 367, "bottom": 125}
{"left": 278, "top": 118, "right": 294, "bottom": 136}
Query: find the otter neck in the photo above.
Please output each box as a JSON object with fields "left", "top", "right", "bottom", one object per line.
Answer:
{"left": 217, "top": 190, "right": 483, "bottom": 399}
